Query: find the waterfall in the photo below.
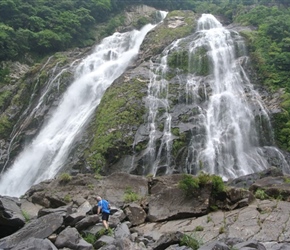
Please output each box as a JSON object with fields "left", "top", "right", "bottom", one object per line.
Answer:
{"left": 0, "top": 22, "right": 158, "bottom": 197}
{"left": 186, "top": 14, "right": 289, "bottom": 178}
{"left": 141, "top": 13, "right": 289, "bottom": 179}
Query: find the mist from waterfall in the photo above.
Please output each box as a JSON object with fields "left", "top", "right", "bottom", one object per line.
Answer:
{"left": 0, "top": 22, "right": 158, "bottom": 197}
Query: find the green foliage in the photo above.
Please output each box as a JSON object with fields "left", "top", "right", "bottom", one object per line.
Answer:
{"left": 96, "top": 227, "right": 113, "bottom": 238}
{"left": 180, "top": 233, "right": 202, "bottom": 250}
{"left": 101, "top": 14, "right": 126, "bottom": 37}
{"left": 179, "top": 173, "right": 225, "bottom": 197}
{"left": 86, "top": 78, "right": 147, "bottom": 171}
{"left": 0, "top": 0, "right": 118, "bottom": 60}
{"left": 194, "top": 225, "right": 204, "bottom": 231}
{"left": 123, "top": 186, "right": 140, "bottom": 203}
{"left": 82, "top": 232, "right": 97, "bottom": 244}
{"left": 206, "top": 215, "right": 212, "bottom": 223}
{"left": 167, "top": 50, "right": 189, "bottom": 73}
{"left": 172, "top": 132, "right": 187, "bottom": 157}
{"left": 135, "top": 16, "right": 150, "bottom": 29}
{"left": 64, "top": 194, "right": 71, "bottom": 202}
{"left": 59, "top": 172, "right": 72, "bottom": 183}
{"left": 219, "top": 226, "right": 226, "bottom": 234}
{"left": 210, "top": 205, "right": 218, "bottom": 211}
{"left": 0, "top": 66, "right": 9, "bottom": 84}
{"left": 167, "top": 46, "right": 209, "bottom": 76}
{"left": 0, "top": 114, "right": 12, "bottom": 138}
{"left": 211, "top": 175, "right": 225, "bottom": 196}
{"left": 178, "top": 174, "right": 199, "bottom": 196}
{"left": 197, "top": 171, "right": 212, "bottom": 186}
{"left": 0, "top": 90, "right": 12, "bottom": 108}
{"left": 21, "top": 210, "right": 30, "bottom": 222}
{"left": 189, "top": 46, "right": 210, "bottom": 76}
{"left": 255, "top": 189, "right": 268, "bottom": 200}
{"left": 235, "top": 5, "right": 290, "bottom": 150}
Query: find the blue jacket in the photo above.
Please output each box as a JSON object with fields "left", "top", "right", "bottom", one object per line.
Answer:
{"left": 98, "top": 199, "right": 110, "bottom": 214}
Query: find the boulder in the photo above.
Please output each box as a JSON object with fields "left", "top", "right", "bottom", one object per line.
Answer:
{"left": 109, "top": 209, "right": 127, "bottom": 228}
{"left": 64, "top": 201, "right": 92, "bottom": 226}
{"left": 164, "top": 245, "right": 192, "bottom": 250}
{"left": 94, "top": 235, "right": 115, "bottom": 249}
{"left": 216, "top": 187, "right": 254, "bottom": 210}
{"left": 227, "top": 167, "right": 283, "bottom": 189}
{"left": 75, "top": 214, "right": 100, "bottom": 232}
{"left": 97, "top": 173, "right": 149, "bottom": 207}
{"left": 0, "top": 196, "right": 25, "bottom": 238}
{"left": 20, "top": 199, "right": 43, "bottom": 220}
{"left": 0, "top": 213, "right": 63, "bottom": 249}
{"left": 10, "top": 238, "right": 57, "bottom": 250}
{"left": 38, "top": 203, "right": 73, "bottom": 218}
{"left": 124, "top": 203, "right": 147, "bottom": 226}
{"left": 54, "top": 226, "right": 93, "bottom": 249}
{"left": 199, "top": 240, "right": 230, "bottom": 250}
{"left": 147, "top": 175, "right": 211, "bottom": 221}
{"left": 249, "top": 176, "right": 290, "bottom": 201}
{"left": 114, "top": 222, "right": 131, "bottom": 239}
{"left": 233, "top": 239, "right": 266, "bottom": 250}
{"left": 152, "top": 231, "right": 184, "bottom": 250}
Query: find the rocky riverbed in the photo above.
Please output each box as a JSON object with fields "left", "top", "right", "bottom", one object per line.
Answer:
{"left": 1, "top": 168, "right": 290, "bottom": 249}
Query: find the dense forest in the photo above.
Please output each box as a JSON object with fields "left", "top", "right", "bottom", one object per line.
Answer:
{"left": 0, "top": 0, "right": 290, "bottom": 150}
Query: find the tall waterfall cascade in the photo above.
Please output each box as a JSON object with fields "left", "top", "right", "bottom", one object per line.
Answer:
{"left": 0, "top": 17, "right": 164, "bottom": 197}
{"left": 141, "top": 14, "right": 289, "bottom": 178}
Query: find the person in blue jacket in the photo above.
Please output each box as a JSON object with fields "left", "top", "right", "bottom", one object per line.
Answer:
{"left": 96, "top": 196, "right": 111, "bottom": 232}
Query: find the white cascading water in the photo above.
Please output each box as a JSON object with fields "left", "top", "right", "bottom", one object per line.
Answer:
{"left": 185, "top": 14, "right": 289, "bottom": 178}
{"left": 141, "top": 13, "right": 289, "bottom": 179}
{"left": 0, "top": 22, "right": 158, "bottom": 197}
{"left": 145, "top": 50, "right": 173, "bottom": 176}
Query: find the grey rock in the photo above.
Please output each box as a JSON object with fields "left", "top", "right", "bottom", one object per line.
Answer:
{"left": 233, "top": 240, "right": 266, "bottom": 250}
{"left": 124, "top": 203, "right": 147, "bottom": 226}
{"left": 152, "top": 231, "right": 184, "bottom": 250}
{"left": 0, "top": 213, "right": 63, "bottom": 249}
{"left": 10, "top": 238, "right": 57, "bottom": 250}
{"left": 54, "top": 226, "right": 93, "bottom": 250}
{"left": 75, "top": 214, "right": 100, "bottom": 232}
{"left": 64, "top": 201, "right": 92, "bottom": 226}
{"left": 38, "top": 204, "right": 73, "bottom": 218}
{"left": 94, "top": 235, "right": 115, "bottom": 249}
{"left": 199, "top": 240, "right": 230, "bottom": 250}
{"left": 114, "top": 222, "right": 131, "bottom": 239}
{"left": 0, "top": 196, "right": 25, "bottom": 238}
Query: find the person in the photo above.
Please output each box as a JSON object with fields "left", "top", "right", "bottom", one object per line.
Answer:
{"left": 96, "top": 196, "right": 110, "bottom": 232}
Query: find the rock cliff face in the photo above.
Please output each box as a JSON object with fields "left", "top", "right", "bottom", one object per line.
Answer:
{"left": 0, "top": 7, "right": 288, "bottom": 183}
{"left": 84, "top": 10, "right": 290, "bottom": 178}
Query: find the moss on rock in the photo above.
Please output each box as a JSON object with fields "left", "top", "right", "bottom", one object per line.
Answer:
{"left": 86, "top": 77, "right": 148, "bottom": 171}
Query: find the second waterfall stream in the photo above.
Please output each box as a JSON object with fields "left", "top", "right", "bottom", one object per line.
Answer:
{"left": 140, "top": 13, "right": 289, "bottom": 177}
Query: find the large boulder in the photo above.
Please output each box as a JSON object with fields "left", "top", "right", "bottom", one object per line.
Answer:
{"left": 124, "top": 203, "right": 147, "bottom": 226}
{"left": 249, "top": 176, "right": 290, "bottom": 201}
{"left": 147, "top": 174, "right": 211, "bottom": 222}
{"left": 0, "top": 213, "right": 63, "bottom": 249}
{"left": 24, "top": 173, "right": 149, "bottom": 209}
{"left": 0, "top": 196, "right": 25, "bottom": 238}
{"left": 64, "top": 201, "right": 92, "bottom": 226}
{"left": 54, "top": 226, "right": 93, "bottom": 249}
{"left": 10, "top": 238, "right": 58, "bottom": 250}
